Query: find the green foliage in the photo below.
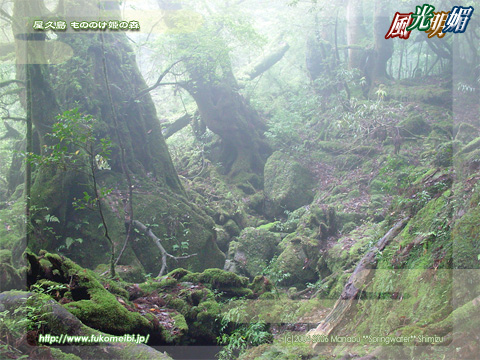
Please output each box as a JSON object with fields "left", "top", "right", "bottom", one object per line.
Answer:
{"left": 27, "top": 108, "right": 115, "bottom": 275}
{"left": 216, "top": 302, "right": 272, "bottom": 360}
{"left": 260, "top": 255, "right": 291, "bottom": 289}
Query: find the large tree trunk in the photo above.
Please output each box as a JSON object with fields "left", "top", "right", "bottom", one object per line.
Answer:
{"left": 183, "top": 72, "right": 271, "bottom": 188}
{"left": 346, "top": 0, "right": 367, "bottom": 70}
{"left": 12, "top": 0, "right": 224, "bottom": 273}
{"left": 364, "top": 0, "right": 394, "bottom": 87}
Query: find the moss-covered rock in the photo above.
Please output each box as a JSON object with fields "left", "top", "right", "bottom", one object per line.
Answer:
{"left": 264, "top": 151, "right": 315, "bottom": 217}
{"left": 0, "top": 291, "right": 173, "bottom": 359}
{"left": 181, "top": 268, "right": 252, "bottom": 298}
{"left": 25, "top": 252, "right": 156, "bottom": 336}
{"left": 434, "top": 141, "right": 454, "bottom": 167}
{"left": 455, "top": 122, "right": 479, "bottom": 144}
{"left": 224, "top": 219, "right": 241, "bottom": 237}
{"left": 249, "top": 275, "right": 274, "bottom": 297}
{"left": 399, "top": 114, "right": 431, "bottom": 137}
{"left": 228, "top": 227, "right": 281, "bottom": 277}
{"left": 272, "top": 235, "right": 318, "bottom": 287}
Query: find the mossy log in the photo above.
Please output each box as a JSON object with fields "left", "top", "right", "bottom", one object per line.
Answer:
{"left": 307, "top": 217, "right": 409, "bottom": 345}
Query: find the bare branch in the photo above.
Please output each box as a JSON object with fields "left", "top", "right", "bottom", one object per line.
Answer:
{"left": 0, "top": 79, "right": 24, "bottom": 89}
{"left": 134, "top": 59, "right": 185, "bottom": 99}
{"left": 132, "top": 219, "right": 197, "bottom": 277}
{"left": 1, "top": 116, "right": 25, "bottom": 122}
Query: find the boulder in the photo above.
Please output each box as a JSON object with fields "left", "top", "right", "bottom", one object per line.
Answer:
{"left": 264, "top": 151, "right": 314, "bottom": 217}
{"left": 227, "top": 227, "right": 281, "bottom": 277}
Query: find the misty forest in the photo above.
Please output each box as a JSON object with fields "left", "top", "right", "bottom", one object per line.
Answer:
{"left": 0, "top": 0, "right": 479, "bottom": 359}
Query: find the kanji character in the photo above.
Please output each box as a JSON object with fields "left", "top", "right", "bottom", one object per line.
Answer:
{"left": 425, "top": 11, "right": 449, "bottom": 38}
{"left": 108, "top": 20, "right": 119, "bottom": 30}
{"left": 385, "top": 12, "right": 413, "bottom": 40}
{"left": 44, "top": 21, "right": 56, "bottom": 30}
{"left": 128, "top": 21, "right": 140, "bottom": 30}
{"left": 33, "top": 20, "right": 44, "bottom": 30}
{"left": 56, "top": 21, "right": 67, "bottom": 30}
{"left": 407, "top": 4, "right": 435, "bottom": 31}
{"left": 442, "top": 6, "right": 474, "bottom": 33}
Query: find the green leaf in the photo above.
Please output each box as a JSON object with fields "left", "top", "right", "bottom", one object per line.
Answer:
{"left": 65, "top": 237, "right": 74, "bottom": 249}
{"left": 45, "top": 214, "right": 60, "bottom": 223}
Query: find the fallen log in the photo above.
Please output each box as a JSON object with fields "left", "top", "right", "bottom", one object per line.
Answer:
{"left": 308, "top": 217, "right": 410, "bottom": 345}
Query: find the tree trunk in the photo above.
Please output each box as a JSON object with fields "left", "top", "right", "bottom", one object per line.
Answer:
{"left": 346, "top": 0, "right": 367, "bottom": 70}
{"left": 182, "top": 63, "right": 271, "bottom": 188}
{"left": 365, "top": 0, "right": 394, "bottom": 86}
{"left": 12, "top": 0, "right": 225, "bottom": 273}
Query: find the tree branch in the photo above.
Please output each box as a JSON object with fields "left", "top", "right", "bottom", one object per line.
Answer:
{"left": 1, "top": 116, "right": 25, "bottom": 122}
{"left": 134, "top": 59, "right": 185, "bottom": 99}
{"left": 0, "top": 79, "right": 24, "bottom": 89}
{"left": 240, "top": 42, "right": 290, "bottom": 81}
{"left": 163, "top": 113, "right": 192, "bottom": 139}
{"left": 132, "top": 220, "right": 197, "bottom": 277}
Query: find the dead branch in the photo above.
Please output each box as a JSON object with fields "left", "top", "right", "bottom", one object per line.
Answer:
{"left": 132, "top": 220, "right": 197, "bottom": 277}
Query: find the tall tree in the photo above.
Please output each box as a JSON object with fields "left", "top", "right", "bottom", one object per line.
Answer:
{"left": 11, "top": 0, "right": 225, "bottom": 273}
{"left": 154, "top": 2, "right": 278, "bottom": 189}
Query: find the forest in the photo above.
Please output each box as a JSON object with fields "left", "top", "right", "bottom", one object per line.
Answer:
{"left": 0, "top": 0, "right": 479, "bottom": 359}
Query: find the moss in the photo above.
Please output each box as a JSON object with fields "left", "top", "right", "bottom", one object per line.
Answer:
{"left": 215, "top": 225, "right": 230, "bottom": 252}
{"left": 190, "top": 300, "right": 221, "bottom": 341}
{"left": 230, "top": 227, "right": 280, "bottom": 277}
{"left": 434, "top": 142, "right": 454, "bottom": 167}
{"left": 187, "top": 268, "right": 247, "bottom": 287}
{"left": 399, "top": 114, "right": 431, "bottom": 137}
{"left": 0, "top": 249, "right": 13, "bottom": 264}
{"left": 0, "top": 249, "right": 23, "bottom": 292}
{"left": 452, "top": 200, "right": 480, "bottom": 269}
{"left": 455, "top": 122, "right": 479, "bottom": 144}
{"left": 172, "top": 312, "right": 189, "bottom": 333}
{"left": 249, "top": 275, "right": 274, "bottom": 296}
{"left": 166, "top": 268, "right": 191, "bottom": 280}
{"left": 264, "top": 151, "right": 314, "bottom": 217}
{"left": 273, "top": 241, "right": 317, "bottom": 287}
{"left": 34, "top": 253, "right": 152, "bottom": 335}
{"left": 256, "top": 221, "right": 282, "bottom": 232}
{"left": 458, "top": 136, "right": 480, "bottom": 155}
{"left": 224, "top": 219, "right": 241, "bottom": 236}
{"left": 138, "top": 277, "right": 178, "bottom": 294}
{"left": 49, "top": 348, "right": 82, "bottom": 360}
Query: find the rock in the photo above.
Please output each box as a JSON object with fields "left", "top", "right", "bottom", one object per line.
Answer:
{"left": 272, "top": 238, "right": 317, "bottom": 287}
{"left": 0, "top": 291, "right": 173, "bottom": 359}
{"left": 398, "top": 114, "right": 431, "bottom": 137}
{"left": 228, "top": 227, "right": 281, "bottom": 277}
{"left": 264, "top": 151, "right": 314, "bottom": 217}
